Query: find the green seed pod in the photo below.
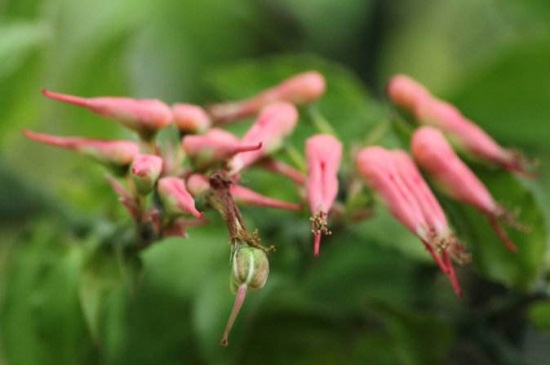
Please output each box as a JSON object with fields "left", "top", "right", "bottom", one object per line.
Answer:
{"left": 230, "top": 245, "right": 269, "bottom": 293}
{"left": 221, "top": 245, "right": 270, "bottom": 347}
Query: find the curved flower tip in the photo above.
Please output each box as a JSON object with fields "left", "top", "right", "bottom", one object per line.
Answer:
{"left": 305, "top": 134, "right": 342, "bottom": 256}
{"left": 130, "top": 154, "right": 164, "bottom": 195}
{"left": 172, "top": 103, "right": 211, "bottom": 134}
{"left": 208, "top": 71, "right": 325, "bottom": 124}
{"left": 157, "top": 176, "right": 203, "bottom": 219}
{"left": 183, "top": 128, "right": 262, "bottom": 169}
{"left": 411, "top": 126, "right": 522, "bottom": 252}
{"left": 23, "top": 129, "right": 139, "bottom": 172}
{"left": 42, "top": 89, "right": 173, "bottom": 140}
{"left": 228, "top": 102, "right": 298, "bottom": 175}
{"left": 387, "top": 74, "right": 431, "bottom": 110}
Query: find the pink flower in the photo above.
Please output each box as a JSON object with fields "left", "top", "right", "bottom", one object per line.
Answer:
{"left": 130, "top": 154, "right": 164, "bottom": 195}
{"left": 228, "top": 102, "right": 298, "bottom": 175}
{"left": 305, "top": 134, "right": 342, "bottom": 257}
{"left": 387, "top": 74, "right": 431, "bottom": 111}
{"left": 23, "top": 129, "right": 139, "bottom": 174}
{"left": 157, "top": 177, "right": 203, "bottom": 219}
{"left": 172, "top": 103, "right": 211, "bottom": 134}
{"left": 357, "top": 146, "right": 468, "bottom": 296}
{"left": 209, "top": 71, "right": 325, "bottom": 123}
{"left": 412, "top": 126, "right": 521, "bottom": 252}
{"left": 42, "top": 89, "right": 173, "bottom": 140}
{"left": 186, "top": 174, "right": 300, "bottom": 211}
{"left": 386, "top": 75, "right": 535, "bottom": 177}
{"left": 182, "top": 128, "right": 262, "bottom": 169}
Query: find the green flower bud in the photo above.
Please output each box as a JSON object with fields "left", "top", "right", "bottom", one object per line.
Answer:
{"left": 221, "top": 245, "right": 270, "bottom": 347}
{"left": 230, "top": 245, "right": 269, "bottom": 293}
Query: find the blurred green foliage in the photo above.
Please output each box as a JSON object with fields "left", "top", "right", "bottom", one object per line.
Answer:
{"left": 1, "top": 0, "right": 550, "bottom": 364}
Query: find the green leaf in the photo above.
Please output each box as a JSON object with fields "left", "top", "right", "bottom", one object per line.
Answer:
{"left": 78, "top": 243, "right": 142, "bottom": 344}
{"left": 0, "top": 221, "right": 95, "bottom": 365}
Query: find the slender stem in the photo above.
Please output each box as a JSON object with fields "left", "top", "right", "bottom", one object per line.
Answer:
{"left": 220, "top": 284, "right": 248, "bottom": 346}
{"left": 307, "top": 106, "right": 337, "bottom": 136}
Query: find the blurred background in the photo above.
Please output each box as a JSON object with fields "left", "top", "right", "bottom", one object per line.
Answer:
{"left": 1, "top": 0, "right": 550, "bottom": 364}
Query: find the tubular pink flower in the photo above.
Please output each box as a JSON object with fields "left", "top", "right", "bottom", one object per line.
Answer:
{"left": 386, "top": 75, "right": 535, "bottom": 177}
{"left": 130, "top": 154, "right": 164, "bottom": 195}
{"left": 209, "top": 71, "right": 325, "bottom": 124}
{"left": 157, "top": 177, "right": 203, "bottom": 219}
{"left": 357, "top": 147, "right": 468, "bottom": 296}
{"left": 186, "top": 174, "right": 300, "bottom": 211}
{"left": 42, "top": 89, "right": 173, "bottom": 140}
{"left": 182, "top": 128, "right": 262, "bottom": 169}
{"left": 305, "top": 134, "right": 342, "bottom": 256}
{"left": 412, "top": 126, "right": 521, "bottom": 252}
{"left": 23, "top": 129, "right": 139, "bottom": 173}
{"left": 228, "top": 102, "right": 298, "bottom": 175}
{"left": 387, "top": 74, "right": 431, "bottom": 111}
{"left": 172, "top": 103, "right": 211, "bottom": 134}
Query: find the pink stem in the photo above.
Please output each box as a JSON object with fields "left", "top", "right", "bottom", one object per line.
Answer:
{"left": 220, "top": 284, "right": 248, "bottom": 347}
{"left": 487, "top": 215, "right": 518, "bottom": 252}
{"left": 421, "top": 239, "right": 449, "bottom": 274}
{"left": 313, "top": 232, "right": 321, "bottom": 257}
{"left": 442, "top": 250, "right": 462, "bottom": 297}
{"left": 260, "top": 158, "right": 306, "bottom": 185}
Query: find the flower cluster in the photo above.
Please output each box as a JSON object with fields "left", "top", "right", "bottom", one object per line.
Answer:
{"left": 25, "top": 71, "right": 532, "bottom": 345}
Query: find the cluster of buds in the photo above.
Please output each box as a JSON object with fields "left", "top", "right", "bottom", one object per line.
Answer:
{"left": 25, "top": 71, "right": 333, "bottom": 345}
{"left": 25, "top": 70, "right": 533, "bottom": 343}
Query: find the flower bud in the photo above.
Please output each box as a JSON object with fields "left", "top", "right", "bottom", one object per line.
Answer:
{"left": 356, "top": 146, "right": 467, "bottom": 296}
{"left": 172, "top": 103, "right": 211, "bottom": 134}
{"left": 387, "top": 74, "right": 431, "bottom": 111}
{"left": 209, "top": 71, "right": 325, "bottom": 123}
{"left": 23, "top": 129, "right": 139, "bottom": 175}
{"left": 228, "top": 102, "right": 298, "bottom": 175}
{"left": 130, "top": 154, "right": 164, "bottom": 195}
{"left": 157, "top": 177, "right": 203, "bottom": 219}
{"left": 221, "top": 245, "right": 269, "bottom": 346}
{"left": 42, "top": 89, "right": 173, "bottom": 140}
{"left": 182, "top": 128, "right": 261, "bottom": 169}
{"left": 306, "top": 134, "right": 342, "bottom": 256}
{"left": 412, "top": 126, "right": 520, "bottom": 252}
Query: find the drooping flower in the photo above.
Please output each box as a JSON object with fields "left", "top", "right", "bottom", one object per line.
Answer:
{"left": 130, "top": 154, "right": 164, "bottom": 195}
{"left": 182, "top": 128, "right": 262, "bottom": 169}
{"left": 411, "top": 126, "right": 523, "bottom": 251}
{"left": 42, "top": 89, "right": 173, "bottom": 140}
{"left": 387, "top": 75, "right": 536, "bottom": 177}
{"left": 209, "top": 71, "right": 325, "bottom": 124}
{"left": 172, "top": 103, "right": 211, "bottom": 134}
{"left": 220, "top": 244, "right": 269, "bottom": 346}
{"left": 157, "top": 176, "right": 203, "bottom": 219}
{"left": 23, "top": 129, "right": 139, "bottom": 175}
{"left": 228, "top": 102, "right": 298, "bottom": 175}
{"left": 305, "top": 134, "right": 342, "bottom": 256}
{"left": 357, "top": 146, "right": 468, "bottom": 296}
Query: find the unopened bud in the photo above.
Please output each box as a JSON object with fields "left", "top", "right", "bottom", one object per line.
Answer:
{"left": 209, "top": 71, "right": 325, "bottom": 123}
{"left": 221, "top": 245, "right": 269, "bottom": 346}
{"left": 42, "top": 89, "right": 173, "bottom": 140}
{"left": 172, "top": 103, "right": 211, "bottom": 134}
{"left": 228, "top": 102, "right": 298, "bottom": 174}
{"left": 130, "top": 154, "right": 164, "bottom": 195}
{"left": 182, "top": 128, "right": 261, "bottom": 169}
{"left": 157, "top": 177, "right": 203, "bottom": 219}
{"left": 23, "top": 129, "right": 139, "bottom": 175}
